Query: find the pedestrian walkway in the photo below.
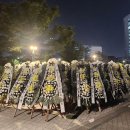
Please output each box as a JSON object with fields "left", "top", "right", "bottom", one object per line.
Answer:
{"left": 70, "top": 103, "right": 130, "bottom": 130}
{"left": 0, "top": 96, "right": 129, "bottom": 130}
{"left": 89, "top": 106, "right": 130, "bottom": 130}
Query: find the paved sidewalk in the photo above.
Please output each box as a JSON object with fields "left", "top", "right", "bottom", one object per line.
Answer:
{"left": 0, "top": 96, "right": 129, "bottom": 130}
{"left": 70, "top": 103, "right": 130, "bottom": 130}
{"left": 89, "top": 106, "right": 130, "bottom": 130}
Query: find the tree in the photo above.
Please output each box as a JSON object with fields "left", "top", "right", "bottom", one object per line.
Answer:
{"left": 0, "top": 0, "right": 59, "bottom": 59}
{"left": 0, "top": 0, "right": 85, "bottom": 62}
{"left": 47, "top": 25, "right": 84, "bottom": 61}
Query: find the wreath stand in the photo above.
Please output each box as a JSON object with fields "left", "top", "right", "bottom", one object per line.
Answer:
{"left": 42, "top": 103, "right": 64, "bottom": 122}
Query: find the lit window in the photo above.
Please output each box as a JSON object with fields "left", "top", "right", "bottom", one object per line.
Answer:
{"left": 128, "top": 26, "right": 130, "bottom": 30}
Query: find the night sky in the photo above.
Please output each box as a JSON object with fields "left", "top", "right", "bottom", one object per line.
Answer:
{"left": 1, "top": 0, "right": 130, "bottom": 57}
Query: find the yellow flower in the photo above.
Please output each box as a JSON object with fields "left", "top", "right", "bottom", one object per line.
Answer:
{"left": 95, "top": 82, "right": 102, "bottom": 90}
{"left": 32, "top": 75, "right": 38, "bottom": 82}
{"left": 83, "top": 84, "right": 90, "bottom": 92}
{"left": 28, "top": 84, "right": 34, "bottom": 93}
{"left": 94, "top": 71, "right": 99, "bottom": 76}
{"left": 2, "top": 74, "right": 8, "bottom": 80}
{"left": 80, "top": 74, "right": 86, "bottom": 80}
{"left": 44, "top": 84, "right": 54, "bottom": 93}
{"left": 48, "top": 66, "right": 55, "bottom": 73}
{"left": 46, "top": 75, "right": 55, "bottom": 81}
{"left": 19, "top": 76, "right": 26, "bottom": 81}
{"left": 79, "top": 68, "right": 85, "bottom": 73}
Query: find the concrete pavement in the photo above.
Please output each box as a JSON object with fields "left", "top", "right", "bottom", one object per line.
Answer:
{"left": 0, "top": 96, "right": 129, "bottom": 130}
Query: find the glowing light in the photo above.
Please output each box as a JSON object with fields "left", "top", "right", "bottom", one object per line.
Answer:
{"left": 122, "top": 60, "right": 126, "bottom": 63}
{"left": 29, "top": 46, "right": 38, "bottom": 61}
{"left": 92, "top": 54, "right": 97, "bottom": 61}
{"left": 58, "top": 58, "right": 61, "bottom": 62}
{"left": 30, "top": 46, "right": 38, "bottom": 54}
{"left": 30, "top": 46, "right": 37, "bottom": 51}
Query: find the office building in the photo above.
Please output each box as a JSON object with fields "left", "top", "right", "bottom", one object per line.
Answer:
{"left": 124, "top": 14, "right": 130, "bottom": 57}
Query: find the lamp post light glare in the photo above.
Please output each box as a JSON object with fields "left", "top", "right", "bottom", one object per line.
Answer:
{"left": 92, "top": 54, "right": 97, "bottom": 61}
{"left": 30, "top": 46, "right": 37, "bottom": 54}
{"left": 122, "top": 60, "right": 126, "bottom": 64}
{"left": 58, "top": 58, "right": 61, "bottom": 62}
{"left": 30, "top": 46, "right": 38, "bottom": 61}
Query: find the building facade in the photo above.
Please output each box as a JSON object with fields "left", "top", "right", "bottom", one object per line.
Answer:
{"left": 89, "top": 46, "right": 102, "bottom": 55}
{"left": 124, "top": 14, "right": 130, "bottom": 58}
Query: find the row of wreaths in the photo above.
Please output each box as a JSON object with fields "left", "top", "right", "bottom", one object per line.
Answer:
{"left": 0, "top": 58, "right": 130, "bottom": 113}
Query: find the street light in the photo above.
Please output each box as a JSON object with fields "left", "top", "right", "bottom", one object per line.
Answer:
{"left": 58, "top": 58, "right": 61, "bottom": 62}
{"left": 92, "top": 54, "right": 97, "bottom": 61}
{"left": 30, "top": 46, "right": 38, "bottom": 61}
{"left": 122, "top": 60, "right": 126, "bottom": 64}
